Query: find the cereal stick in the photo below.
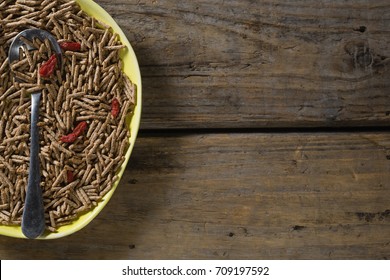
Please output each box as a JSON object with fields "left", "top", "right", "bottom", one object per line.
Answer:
{"left": 17, "top": 0, "right": 38, "bottom": 5}
{"left": 76, "top": 188, "right": 90, "bottom": 206}
{"left": 0, "top": 85, "right": 16, "bottom": 101}
{"left": 0, "top": 57, "right": 9, "bottom": 73}
{"left": 54, "top": 111, "right": 66, "bottom": 131}
{"left": 65, "top": 51, "right": 87, "bottom": 59}
{"left": 0, "top": 211, "right": 10, "bottom": 222}
{"left": 104, "top": 45, "right": 126, "bottom": 51}
{"left": 64, "top": 198, "right": 78, "bottom": 209}
{"left": 56, "top": 180, "right": 79, "bottom": 196}
{"left": 51, "top": 5, "right": 73, "bottom": 18}
{"left": 80, "top": 97, "right": 99, "bottom": 107}
{"left": 87, "top": 138, "right": 102, "bottom": 157}
{"left": 51, "top": 141, "right": 74, "bottom": 157}
{"left": 102, "top": 50, "right": 118, "bottom": 66}
{"left": 99, "top": 176, "right": 114, "bottom": 197}
{"left": 11, "top": 201, "right": 21, "bottom": 220}
{"left": 72, "top": 205, "right": 90, "bottom": 214}
{"left": 80, "top": 164, "right": 92, "bottom": 186}
{"left": 101, "top": 159, "right": 115, "bottom": 178}
{"left": 2, "top": 134, "right": 29, "bottom": 144}
{"left": 52, "top": 169, "right": 67, "bottom": 188}
{"left": 3, "top": 161, "right": 15, "bottom": 173}
{"left": 49, "top": 211, "right": 56, "bottom": 228}
{"left": 0, "top": 204, "right": 9, "bottom": 210}
{"left": 0, "top": 189, "right": 8, "bottom": 205}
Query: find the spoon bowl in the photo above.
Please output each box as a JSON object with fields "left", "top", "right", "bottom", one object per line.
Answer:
{"left": 9, "top": 29, "right": 63, "bottom": 68}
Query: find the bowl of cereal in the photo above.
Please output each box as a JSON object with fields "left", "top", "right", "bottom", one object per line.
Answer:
{"left": 0, "top": 0, "right": 141, "bottom": 239}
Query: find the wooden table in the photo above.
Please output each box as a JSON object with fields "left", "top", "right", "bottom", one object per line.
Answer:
{"left": 1, "top": 0, "right": 389, "bottom": 259}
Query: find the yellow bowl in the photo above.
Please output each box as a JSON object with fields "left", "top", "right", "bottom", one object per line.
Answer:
{"left": 0, "top": 0, "right": 142, "bottom": 239}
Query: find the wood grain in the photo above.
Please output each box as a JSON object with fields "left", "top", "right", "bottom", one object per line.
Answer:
{"left": 96, "top": 0, "right": 390, "bottom": 128}
{"left": 1, "top": 132, "right": 389, "bottom": 259}
{"left": 0, "top": 0, "right": 389, "bottom": 262}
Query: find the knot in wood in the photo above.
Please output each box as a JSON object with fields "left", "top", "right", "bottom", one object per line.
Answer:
{"left": 355, "top": 48, "right": 373, "bottom": 68}
{"left": 344, "top": 40, "right": 374, "bottom": 69}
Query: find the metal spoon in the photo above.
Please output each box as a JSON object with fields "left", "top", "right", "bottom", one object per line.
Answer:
{"left": 9, "top": 29, "right": 62, "bottom": 239}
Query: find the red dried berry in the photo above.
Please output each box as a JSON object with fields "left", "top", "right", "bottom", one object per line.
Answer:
{"left": 60, "top": 121, "right": 88, "bottom": 143}
{"left": 111, "top": 98, "right": 120, "bottom": 118}
{"left": 39, "top": 54, "right": 57, "bottom": 77}
{"left": 67, "top": 170, "right": 74, "bottom": 183}
{"left": 72, "top": 121, "right": 88, "bottom": 137}
{"left": 60, "top": 133, "right": 78, "bottom": 143}
{"left": 59, "top": 41, "right": 81, "bottom": 51}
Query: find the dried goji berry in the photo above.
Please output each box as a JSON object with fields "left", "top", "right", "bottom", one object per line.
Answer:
{"left": 60, "top": 121, "right": 88, "bottom": 143}
{"left": 39, "top": 54, "right": 57, "bottom": 77}
{"left": 111, "top": 98, "right": 120, "bottom": 118}
{"left": 59, "top": 41, "right": 81, "bottom": 51}
{"left": 72, "top": 121, "right": 88, "bottom": 137}
{"left": 60, "top": 133, "right": 78, "bottom": 143}
{"left": 67, "top": 170, "right": 74, "bottom": 183}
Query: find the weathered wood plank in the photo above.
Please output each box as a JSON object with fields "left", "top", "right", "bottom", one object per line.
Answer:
{"left": 0, "top": 132, "right": 389, "bottom": 259}
{"left": 97, "top": 0, "right": 390, "bottom": 128}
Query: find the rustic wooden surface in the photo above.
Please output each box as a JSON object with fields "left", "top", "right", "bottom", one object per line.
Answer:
{"left": 109, "top": 0, "right": 390, "bottom": 129}
{"left": 0, "top": 0, "right": 389, "bottom": 260}
{"left": 0, "top": 133, "right": 389, "bottom": 259}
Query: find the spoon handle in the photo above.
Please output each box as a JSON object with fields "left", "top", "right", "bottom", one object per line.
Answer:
{"left": 22, "top": 92, "right": 45, "bottom": 239}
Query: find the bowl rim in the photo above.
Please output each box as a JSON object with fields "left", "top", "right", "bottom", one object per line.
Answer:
{"left": 0, "top": 0, "right": 142, "bottom": 239}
